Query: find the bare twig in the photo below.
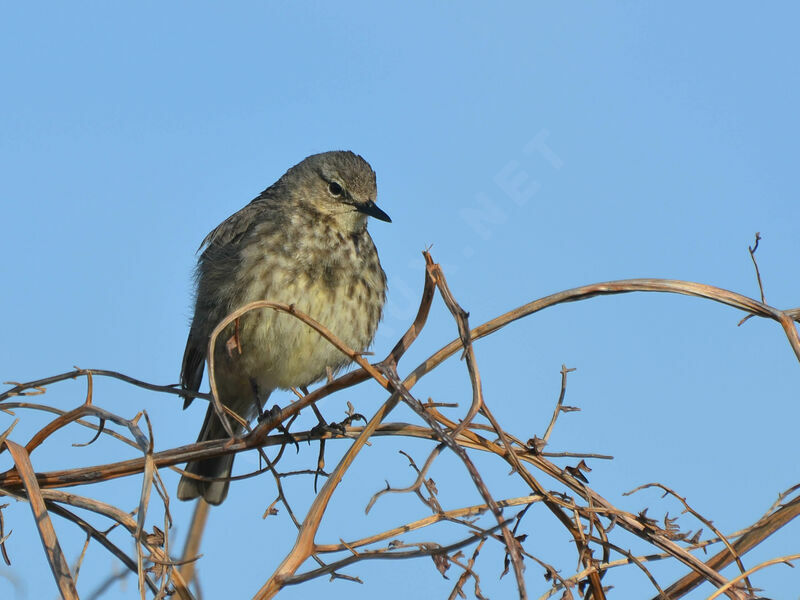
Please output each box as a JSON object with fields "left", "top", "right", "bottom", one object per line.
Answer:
{"left": 1, "top": 250, "right": 797, "bottom": 599}
{"left": 542, "top": 365, "right": 577, "bottom": 443}
{"left": 3, "top": 440, "right": 78, "bottom": 599}
{"left": 749, "top": 232, "right": 766, "bottom": 304}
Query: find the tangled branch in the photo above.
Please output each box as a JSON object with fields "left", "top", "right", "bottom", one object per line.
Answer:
{"left": 1, "top": 246, "right": 798, "bottom": 599}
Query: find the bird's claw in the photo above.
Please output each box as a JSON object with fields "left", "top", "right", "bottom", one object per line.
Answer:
{"left": 257, "top": 404, "right": 282, "bottom": 424}
{"left": 310, "top": 420, "right": 347, "bottom": 438}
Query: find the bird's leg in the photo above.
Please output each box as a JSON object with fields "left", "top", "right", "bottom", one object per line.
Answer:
{"left": 303, "top": 385, "right": 346, "bottom": 436}
{"left": 249, "top": 382, "right": 295, "bottom": 450}
{"left": 304, "top": 385, "right": 328, "bottom": 428}
{"left": 250, "top": 380, "right": 281, "bottom": 424}
{"left": 249, "top": 377, "right": 265, "bottom": 421}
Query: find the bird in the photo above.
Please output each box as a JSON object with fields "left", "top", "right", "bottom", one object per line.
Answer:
{"left": 177, "top": 150, "right": 390, "bottom": 505}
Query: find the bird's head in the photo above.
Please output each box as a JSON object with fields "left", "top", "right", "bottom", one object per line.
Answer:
{"left": 283, "top": 150, "right": 391, "bottom": 233}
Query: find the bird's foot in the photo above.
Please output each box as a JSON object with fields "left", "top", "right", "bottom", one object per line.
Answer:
{"left": 257, "top": 404, "right": 282, "bottom": 424}
{"left": 310, "top": 420, "right": 347, "bottom": 438}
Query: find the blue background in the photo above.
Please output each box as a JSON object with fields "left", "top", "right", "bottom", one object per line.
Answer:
{"left": 1, "top": 3, "right": 798, "bottom": 598}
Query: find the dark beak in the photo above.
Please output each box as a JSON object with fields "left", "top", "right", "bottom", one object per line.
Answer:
{"left": 357, "top": 200, "right": 392, "bottom": 223}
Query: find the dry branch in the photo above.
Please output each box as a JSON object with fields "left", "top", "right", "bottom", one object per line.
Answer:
{"left": 0, "top": 249, "right": 797, "bottom": 599}
{"left": 4, "top": 440, "right": 79, "bottom": 599}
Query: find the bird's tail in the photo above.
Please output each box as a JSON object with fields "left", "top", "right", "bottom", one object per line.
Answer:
{"left": 177, "top": 407, "right": 234, "bottom": 505}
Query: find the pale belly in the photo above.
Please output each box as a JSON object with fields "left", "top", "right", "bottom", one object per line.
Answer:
{"left": 212, "top": 265, "right": 381, "bottom": 409}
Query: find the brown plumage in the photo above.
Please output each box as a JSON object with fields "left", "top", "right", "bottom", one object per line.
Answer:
{"left": 178, "top": 151, "right": 389, "bottom": 505}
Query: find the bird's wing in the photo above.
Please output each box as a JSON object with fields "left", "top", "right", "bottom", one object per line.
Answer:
{"left": 181, "top": 197, "right": 274, "bottom": 408}
{"left": 198, "top": 192, "right": 276, "bottom": 255}
{"left": 198, "top": 200, "right": 265, "bottom": 254}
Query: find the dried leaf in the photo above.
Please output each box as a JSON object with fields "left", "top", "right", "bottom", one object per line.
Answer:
{"left": 687, "top": 529, "right": 703, "bottom": 545}
{"left": 663, "top": 512, "right": 680, "bottom": 536}
{"left": 145, "top": 526, "right": 165, "bottom": 547}
{"left": 526, "top": 436, "right": 547, "bottom": 453}
{"left": 432, "top": 553, "right": 450, "bottom": 578}
{"left": 564, "top": 465, "right": 589, "bottom": 483}
{"left": 637, "top": 508, "right": 658, "bottom": 527}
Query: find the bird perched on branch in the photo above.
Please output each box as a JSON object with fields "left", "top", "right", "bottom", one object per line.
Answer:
{"left": 178, "top": 151, "right": 390, "bottom": 505}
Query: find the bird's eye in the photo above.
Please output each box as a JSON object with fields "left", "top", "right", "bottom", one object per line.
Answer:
{"left": 328, "top": 182, "right": 343, "bottom": 197}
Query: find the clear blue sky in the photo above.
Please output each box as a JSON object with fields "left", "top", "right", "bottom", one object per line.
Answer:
{"left": 2, "top": 3, "right": 799, "bottom": 599}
